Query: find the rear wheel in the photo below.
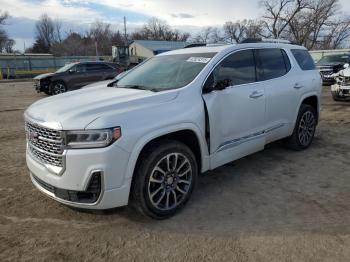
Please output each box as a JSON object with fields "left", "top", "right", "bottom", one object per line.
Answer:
{"left": 130, "top": 140, "right": 198, "bottom": 219}
{"left": 51, "top": 81, "right": 67, "bottom": 95}
{"left": 286, "top": 104, "right": 317, "bottom": 150}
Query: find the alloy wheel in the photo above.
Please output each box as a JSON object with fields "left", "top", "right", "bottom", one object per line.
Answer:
{"left": 147, "top": 153, "right": 192, "bottom": 211}
{"left": 298, "top": 111, "right": 315, "bottom": 146}
{"left": 53, "top": 83, "right": 66, "bottom": 94}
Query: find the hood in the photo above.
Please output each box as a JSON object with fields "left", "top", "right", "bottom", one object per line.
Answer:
{"left": 33, "top": 72, "right": 55, "bottom": 80}
{"left": 82, "top": 80, "right": 114, "bottom": 89}
{"left": 340, "top": 67, "right": 350, "bottom": 77}
{"left": 316, "top": 62, "right": 343, "bottom": 67}
{"left": 25, "top": 86, "right": 178, "bottom": 130}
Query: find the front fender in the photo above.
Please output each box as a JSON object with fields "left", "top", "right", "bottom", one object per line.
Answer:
{"left": 122, "top": 122, "right": 210, "bottom": 183}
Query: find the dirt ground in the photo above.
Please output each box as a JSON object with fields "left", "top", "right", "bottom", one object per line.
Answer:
{"left": 0, "top": 81, "right": 349, "bottom": 262}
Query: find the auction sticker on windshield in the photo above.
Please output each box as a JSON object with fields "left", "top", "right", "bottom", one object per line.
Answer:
{"left": 186, "top": 57, "right": 211, "bottom": 63}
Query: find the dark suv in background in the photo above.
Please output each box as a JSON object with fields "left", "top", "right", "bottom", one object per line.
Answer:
{"left": 316, "top": 53, "right": 350, "bottom": 85}
{"left": 34, "top": 61, "right": 122, "bottom": 95}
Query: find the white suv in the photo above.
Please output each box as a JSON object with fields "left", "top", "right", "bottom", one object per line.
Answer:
{"left": 25, "top": 40, "right": 322, "bottom": 218}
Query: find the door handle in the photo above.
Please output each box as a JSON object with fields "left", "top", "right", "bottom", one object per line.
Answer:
{"left": 249, "top": 90, "right": 264, "bottom": 99}
{"left": 294, "top": 83, "right": 304, "bottom": 89}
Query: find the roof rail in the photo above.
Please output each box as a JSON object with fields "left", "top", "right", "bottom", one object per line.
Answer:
{"left": 261, "top": 38, "right": 291, "bottom": 44}
{"left": 240, "top": 38, "right": 291, "bottom": 44}
{"left": 184, "top": 43, "right": 228, "bottom": 48}
{"left": 184, "top": 43, "right": 206, "bottom": 48}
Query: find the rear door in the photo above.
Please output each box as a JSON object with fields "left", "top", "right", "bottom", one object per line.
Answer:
{"left": 85, "top": 63, "right": 113, "bottom": 84}
{"left": 202, "top": 49, "right": 266, "bottom": 169}
{"left": 255, "top": 48, "right": 297, "bottom": 143}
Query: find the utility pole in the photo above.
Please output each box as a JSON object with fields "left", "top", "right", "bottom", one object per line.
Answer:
{"left": 95, "top": 40, "right": 99, "bottom": 60}
{"left": 124, "top": 16, "right": 127, "bottom": 45}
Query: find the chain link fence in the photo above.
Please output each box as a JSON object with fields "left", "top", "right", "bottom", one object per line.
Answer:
{"left": 0, "top": 54, "right": 112, "bottom": 79}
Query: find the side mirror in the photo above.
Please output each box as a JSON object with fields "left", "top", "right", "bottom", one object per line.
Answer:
{"left": 68, "top": 69, "right": 75, "bottom": 74}
{"left": 203, "top": 74, "right": 215, "bottom": 93}
{"left": 203, "top": 76, "right": 232, "bottom": 93}
{"left": 214, "top": 79, "right": 232, "bottom": 90}
{"left": 344, "top": 63, "right": 349, "bottom": 69}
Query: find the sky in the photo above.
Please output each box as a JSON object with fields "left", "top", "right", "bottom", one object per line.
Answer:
{"left": 1, "top": 0, "right": 350, "bottom": 51}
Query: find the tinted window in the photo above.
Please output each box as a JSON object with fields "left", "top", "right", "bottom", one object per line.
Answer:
{"left": 212, "top": 49, "right": 256, "bottom": 86}
{"left": 281, "top": 50, "right": 291, "bottom": 71}
{"left": 86, "top": 63, "right": 111, "bottom": 72}
{"left": 98, "top": 64, "right": 113, "bottom": 70}
{"left": 292, "top": 49, "right": 316, "bottom": 70}
{"left": 257, "top": 49, "right": 289, "bottom": 80}
{"left": 74, "top": 64, "right": 86, "bottom": 73}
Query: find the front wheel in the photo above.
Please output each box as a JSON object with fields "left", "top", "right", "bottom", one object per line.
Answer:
{"left": 51, "top": 81, "right": 67, "bottom": 95}
{"left": 286, "top": 104, "right": 317, "bottom": 151}
{"left": 130, "top": 140, "right": 198, "bottom": 219}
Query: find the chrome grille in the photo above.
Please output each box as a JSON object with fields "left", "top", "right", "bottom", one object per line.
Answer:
{"left": 25, "top": 120, "right": 64, "bottom": 167}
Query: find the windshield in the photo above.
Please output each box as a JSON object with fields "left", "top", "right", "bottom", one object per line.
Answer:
{"left": 56, "top": 63, "right": 75, "bottom": 73}
{"left": 117, "top": 53, "right": 216, "bottom": 91}
{"left": 317, "top": 54, "right": 349, "bottom": 65}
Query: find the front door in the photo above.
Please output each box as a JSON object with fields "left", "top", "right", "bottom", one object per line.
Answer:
{"left": 202, "top": 49, "right": 266, "bottom": 169}
{"left": 68, "top": 64, "right": 88, "bottom": 89}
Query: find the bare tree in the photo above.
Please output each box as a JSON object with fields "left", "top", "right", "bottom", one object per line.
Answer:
{"left": 287, "top": 0, "right": 345, "bottom": 49}
{"left": 53, "top": 18, "right": 63, "bottom": 43}
{"left": 34, "top": 14, "right": 55, "bottom": 52}
{"left": 245, "top": 20, "right": 265, "bottom": 39}
{"left": 211, "top": 27, "right": 225, "bottom": 43}
{"left": 31, "top": 13, "right": 63, "bottom": 53}
{"left": 131, "top": 18, "right": 190, "bottom": 41}
{"left": 0, "top": 10, "right": 9, "bottom": 25}
{"left": 328, "top": 19, "right": 350, "bottom": 48}
{"left": 4, "top": 38, "right": 14, "bottom": 53}
{"left": 0, "top": 10, "right": 15, "bottom": 53}
{"left": 194, "top": 27, "right": 214, "bottom": 43}
{"left": 259, "top": 0, "right": 350, "bottom": 49}
{"left": 260, "top": 0, "right": 309, "bottom": 38}
{"left": 223, "top": 20, "right": 263, "bottom": 43}
{"left": 224, "top": 21, "right": 246, "bottom": 43}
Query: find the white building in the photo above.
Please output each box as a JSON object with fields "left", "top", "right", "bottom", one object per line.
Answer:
{"left": 128, "top": 40, "right": 187, "bottom": 63}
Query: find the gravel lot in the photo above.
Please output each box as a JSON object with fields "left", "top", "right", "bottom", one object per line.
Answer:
{"left": 0, "top": 81, "right": 349, "bottom": 261}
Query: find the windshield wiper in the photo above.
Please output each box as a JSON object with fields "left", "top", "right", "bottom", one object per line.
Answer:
{"left": 117, "top": 85, "right": 158, "bottom": 92}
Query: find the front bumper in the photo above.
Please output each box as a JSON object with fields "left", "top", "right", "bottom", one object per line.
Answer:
{"left": 34, "top": 80, "right": 50, "bottom": 93}
{"left": 26, "top": 143, "right": 132, "bottom": 209}
{"left": 321, "top": 75, "right": 335, "bottom": 85}
{"left": 331, "top": 84, "right": 350, "bottom": 96}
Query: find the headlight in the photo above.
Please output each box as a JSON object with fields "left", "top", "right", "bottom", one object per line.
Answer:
{"left": 64, "top": 127, "right": 121, "bottom": 149}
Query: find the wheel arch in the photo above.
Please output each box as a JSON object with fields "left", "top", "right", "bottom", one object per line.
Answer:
{"left": 301, "top": 94, "right": 319, "bottom": 123}
{"left": 123, "top": 124, "right": 209, "bottom": 183}
{"left": 294, "top": 92, "right": 320, "bottom": 126}
{"left": 50, "top": 78, "right": 68, "bottom": 92}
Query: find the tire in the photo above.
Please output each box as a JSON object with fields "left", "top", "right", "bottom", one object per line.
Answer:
{"left": 43, "top": 89, "right": 51, "bottom": 95}
{"left": 51, "top": 81, "right": 67, "bottom": 95}
{"left": 286, "top": 104, "right": 317, "bottom": 151}
{"left": 130, "top": 140, "right": 198, "bottom": 219}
